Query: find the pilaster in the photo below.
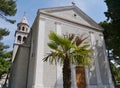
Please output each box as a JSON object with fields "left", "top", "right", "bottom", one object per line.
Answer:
{"left": 55, "top": 22, "right": 63, "bottom": 88}
{"left": 34, "top": 18, "right": 45, "bottom": 88}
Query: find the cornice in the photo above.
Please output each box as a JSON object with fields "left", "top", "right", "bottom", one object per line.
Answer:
{"left": 17, "top": 22, "right": 29, "bottom": 27}
{"left": 39, "top": 11, "right": 103, "bottom": 32}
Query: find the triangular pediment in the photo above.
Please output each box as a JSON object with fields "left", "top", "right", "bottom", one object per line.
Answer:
{"left": 39, "top": 6, "right": 103, "bottom": 30}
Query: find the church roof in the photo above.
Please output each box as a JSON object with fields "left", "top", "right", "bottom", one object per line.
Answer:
{"left": 38, "top": 5, "right": 103, "bottom": 31}
{"left": 20, "top": 15, "right": 29, "bottom": 25}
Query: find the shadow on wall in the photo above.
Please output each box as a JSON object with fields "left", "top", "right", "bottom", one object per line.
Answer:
{"left": 96, "top": 40, "right": 109, "bottom": 85}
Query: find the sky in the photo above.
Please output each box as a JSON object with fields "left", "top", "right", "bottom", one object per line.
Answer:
{"left": 0, "top": 0, "right": 107, "bottom": 51}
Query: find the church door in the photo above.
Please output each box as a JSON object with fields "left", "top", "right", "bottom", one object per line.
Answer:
{"left": 76, "top": 66, "right": 86, "bottom": 88}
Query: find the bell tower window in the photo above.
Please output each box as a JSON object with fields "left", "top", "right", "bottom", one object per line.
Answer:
{"left": 23, "top": 37, "right": 26, "bottom": 42}
{"left": 17, "top": 36, "right": 21, "bottom": 43}
{"left": 22, "top": 27, "right": 25, "bottom": 31}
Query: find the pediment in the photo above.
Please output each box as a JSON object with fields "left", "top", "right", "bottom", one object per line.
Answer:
{"left": 39, "top": 6, "right": 103, "bottom": 30}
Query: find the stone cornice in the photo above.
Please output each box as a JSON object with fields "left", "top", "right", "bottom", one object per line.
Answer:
{"left": 15, "top": 30, "right": 29, "bottom": 36}
{"left": 13, "top": 43, "right": 30, "bottom": 48}
{"left": 17, "top": 22, "right": 29, "bottom": 27}
{"left": 39, "top": 11, "right": 103, "bottom": 32}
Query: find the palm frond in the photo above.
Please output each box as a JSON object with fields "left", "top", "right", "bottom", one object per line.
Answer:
{"left": 43, "top": 50, "right": 65, "bottom": 65}
{"left": 48, "top": 41, "right": 58, "bottom": 50}
{"left": 49, "top": 31, "right": 71, "bottom": 51}
{"left": 74, "top": 36, "right": 88, "bottom": 46}
{"left": 43, "top": 31, "right": 93, "bottom": 88}
{"left": 44, "top": 31, "right": 93, "bottom": 66}
{"left": 69, "top": 43, "right": 92, "bottom": 66}
{"left": 49, "top": 31, "right": 64, "bottom": 45}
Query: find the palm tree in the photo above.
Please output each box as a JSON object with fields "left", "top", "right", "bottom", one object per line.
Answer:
{"left": 43, "top": 31, "right": 92, "bottom": 88}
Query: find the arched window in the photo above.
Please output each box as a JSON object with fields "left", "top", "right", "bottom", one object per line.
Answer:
{"left": 17, "top": 36, "right": 21, "bottom": 43}
{"left": 23, "top": 37, "right": 26, "bottom": 42}
{"left": 22, "top": 26, "right": 25, "bottom": 31}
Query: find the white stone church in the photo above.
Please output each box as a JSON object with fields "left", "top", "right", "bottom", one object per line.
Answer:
{"left": 8, "top": 5, "right": 114, "bottom": 88}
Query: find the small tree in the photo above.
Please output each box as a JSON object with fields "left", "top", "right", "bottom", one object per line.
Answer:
{"left": 43, "top": 32, "right": 92, "bottom": 88}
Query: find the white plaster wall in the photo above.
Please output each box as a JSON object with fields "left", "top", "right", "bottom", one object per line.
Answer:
{"left": 35, "top": 14, "right": 114, "bottom": 88}
{"left": 39, "top": 15, "right": 92, "bottom": 88}
{"left": 33, "top": 18, "right": 45, "bottom": 88}
{"left": 32, "top": 17, "right": 57, "bottom": 88}
{"left": 27, "top": 17, "right": 39, "bottom": 88}
{"left": 56, "top": 23, "right": 63, "bottom": 88}
{"left": 44, "top": 19, "right": 57, "bottom": 87}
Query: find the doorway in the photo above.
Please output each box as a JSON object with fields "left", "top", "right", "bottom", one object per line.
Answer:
{"left": 76, "top": 66, "right": 86, "bottom": 88}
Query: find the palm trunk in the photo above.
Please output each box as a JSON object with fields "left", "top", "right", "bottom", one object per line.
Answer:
{"left": 63, "top": 57, "right": 71, "bottom": 88}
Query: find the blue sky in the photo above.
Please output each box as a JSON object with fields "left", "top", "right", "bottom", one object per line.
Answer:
{"left": 0, "top": 0, "right": 107, "bottom": 51}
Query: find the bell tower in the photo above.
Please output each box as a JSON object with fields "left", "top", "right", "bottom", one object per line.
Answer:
{"left": 12, "top": 14, "right": 29, "bottom": 61}
{"left": 15, "top": 14, "right": 29, "bottom": 44}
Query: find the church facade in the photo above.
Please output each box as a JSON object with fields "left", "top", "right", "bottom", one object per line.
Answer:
{"left": 9, "top": 5, "right": 114, "bottom": 88}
